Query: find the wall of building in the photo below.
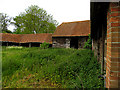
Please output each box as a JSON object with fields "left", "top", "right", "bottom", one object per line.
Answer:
{"left": 52, "top": 36, "right": 88, "bottom": 49}
{"left": 92, "top": 39, "right": 100, "bottom": 61}
{"left": 52, "top": 37, "right": 70, "bottom": 48}
{"left": 92, "top": 37, "right": 105, "bottom": 62}
{"left": 106, "top": 2, "right": 120, "bottom": 88}
{"left": 78, "top": 36, "right": 88, "bottom": 49}
{"left": 92, "top": 25, "right": 107, "bottom": 83}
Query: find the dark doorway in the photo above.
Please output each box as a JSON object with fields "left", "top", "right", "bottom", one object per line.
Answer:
{"left": 21, "top": 43, "right": 29, "bottom": 47}
{"left": 31, "top": 43, "right": 41, "bottom": 47}
{"left": 70, "top": 37, "right": 78, "bottom": 49}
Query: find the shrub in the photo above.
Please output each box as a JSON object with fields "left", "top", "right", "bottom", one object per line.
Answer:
{"left": 40, "top": 42, "right": 50, "bottom": 49}
{"left": 83, "top": 34, "right": 92, "bottom": 49}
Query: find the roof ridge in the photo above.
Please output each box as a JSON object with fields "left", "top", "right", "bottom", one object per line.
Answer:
{"left": 18, "top": 33, "right": 52, "bottom": 35}
{"left": 62, "top": 20, "right": 90, "bottom": 24}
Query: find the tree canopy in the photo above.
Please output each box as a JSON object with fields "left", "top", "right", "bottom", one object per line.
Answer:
{"left": 13, "top": 5, "right": 58, "bottom": 34}
{"left": 0, "top": 13, "right": 12, "bottom": 33}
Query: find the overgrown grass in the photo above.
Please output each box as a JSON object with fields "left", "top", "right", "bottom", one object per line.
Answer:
{"left": 2, "top": 47, "right": 103, "bottom": 88}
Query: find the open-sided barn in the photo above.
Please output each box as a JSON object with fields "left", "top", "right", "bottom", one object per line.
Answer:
{"left": 0, "top": 33, "right": 52, "bottom": 47}
{"left": 52, "top": 20, "right": 90, "bottom": 49}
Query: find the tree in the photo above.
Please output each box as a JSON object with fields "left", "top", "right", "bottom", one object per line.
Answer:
{"left": 0, "top": 13, "right": 12, "bottom": 33}
{"left": 13, "top": 5, "right": 58, "bottom": 34}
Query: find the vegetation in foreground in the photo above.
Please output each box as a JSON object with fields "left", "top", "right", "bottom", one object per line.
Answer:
{"left": 2, "top": 47, "right": 103, "bottom": 88}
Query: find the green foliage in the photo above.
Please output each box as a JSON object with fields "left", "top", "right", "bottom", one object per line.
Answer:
{"left": 13, "top": 5, "right": 58, "bottom": 34}
{"left": 2, "top": 47, "right": 103, "bottom": 88}
{"left": 40, "top": 42, "right": 50, "bottom": 49}
{"left": 2, "top": 30, "right": 12, "bottom": 33}
{"left": 83, "top": 34, "right": 92, "bottom": 49}
{"left": 0, "top": 13, "right": 12, "bottom": 33}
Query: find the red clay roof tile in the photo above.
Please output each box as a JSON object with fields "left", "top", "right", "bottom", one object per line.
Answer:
{"left": 52, "top": 20, "right": 90, "bottom": 37}
{"left": 0, "top": 33, "right": 52, "bottom": 44}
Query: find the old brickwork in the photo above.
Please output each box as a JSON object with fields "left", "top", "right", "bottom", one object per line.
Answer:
{"left": 106, "top": 2, "right": 120, "bottom": 88}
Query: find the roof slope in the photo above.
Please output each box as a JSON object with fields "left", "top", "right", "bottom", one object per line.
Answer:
{"left": 52, "top": 20, "right": 90, "bottom": 37}
{"left": 0, "top": 33, "right": 21, "bottom": 43}
{"left": 0, "top": 33, "right": 52, "bottom": 44}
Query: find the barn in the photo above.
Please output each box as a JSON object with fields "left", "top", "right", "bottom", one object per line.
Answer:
{"left": 91, "top": 2, "right": 120, "bottom": 88}
{"left": 0, "top": 33, "right": 52, "bottom": 47}
{"left": 52, "top": 20, "right": 90, "bottom": 49}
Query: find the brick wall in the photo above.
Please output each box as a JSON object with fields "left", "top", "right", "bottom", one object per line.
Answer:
{"left": 106, "top": 2, "right": 120, "bottom": 88}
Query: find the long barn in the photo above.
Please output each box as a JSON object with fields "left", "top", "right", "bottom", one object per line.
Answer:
{"left": 0, "top": 33, "right": 52, "bottom": 47}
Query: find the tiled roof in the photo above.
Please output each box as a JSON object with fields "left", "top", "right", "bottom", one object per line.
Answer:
{"left": 0, "top": 33, "right": 52, "bottom": 44}
{"left": 0, "top": 33, "right": 21, "bottom": 43}
{"left": 52, "top": 20, "right": 90, "bottom": 37}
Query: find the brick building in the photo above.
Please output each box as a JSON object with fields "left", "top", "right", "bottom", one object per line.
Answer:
{"left": 52, "top": 20, "right": 90, "bottom": 49}
{"left": 91, "top": 2, "right": 120, "bottom": 88}
{"left": 0, "top": 33, "right": 52, "bottom": 47}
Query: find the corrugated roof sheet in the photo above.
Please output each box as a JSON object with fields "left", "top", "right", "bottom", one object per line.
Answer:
{"left": 0, "top": 33, "right": 52, "bottom": 44}
{"left": 52, "top": 20, "right": 90, "bottom": 37}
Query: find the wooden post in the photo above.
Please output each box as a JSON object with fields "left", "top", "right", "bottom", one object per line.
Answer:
{"left": 7, "top": 42, "right": 8, "bottom": 46}
{"left": 66, "top": 38, "right": 70, "bottom": 48}
{"left": 29, "top": 43, "right": 31, "bottom": 47}
{"left": 19, "top": 43, "right": 21, "bottom": 46}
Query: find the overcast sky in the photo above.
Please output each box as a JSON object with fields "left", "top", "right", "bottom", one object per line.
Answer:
{"left": 0, "top": 0, "right": 90, "bottom": 31}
